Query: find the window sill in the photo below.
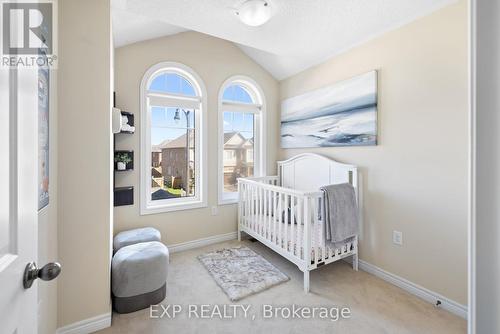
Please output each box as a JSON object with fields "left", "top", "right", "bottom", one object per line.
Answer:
{"left": 140, "top": 200, "right": 207, "bottom": 215}
{"left": 218, "top": 193, "right": 238, "bottom": 206}
{"left": 219, "top": 198, "right": 238, "bottom": 206}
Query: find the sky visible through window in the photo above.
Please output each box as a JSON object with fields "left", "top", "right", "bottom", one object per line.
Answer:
{"left": 149, "top": 73, "right": 196, "bottom": 96}
{"left": 222, "top": 85, "right": 253, "bottom": 103}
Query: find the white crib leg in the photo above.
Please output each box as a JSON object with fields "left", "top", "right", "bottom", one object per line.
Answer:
{"left": 237, "top": 227, "right": 241, "bottom": 242}
{"left": 352, "top": 253, "right": 359, "bottom": 271}
{"left": 303, "top": 270, "right": 310, "bottom": 293}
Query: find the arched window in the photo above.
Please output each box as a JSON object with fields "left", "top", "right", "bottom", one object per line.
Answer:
{"left": 141, "top": 62, "right": 207, "bottom": 214}
{"left": 218, "top": 76, "right": 266, "bottom": 204}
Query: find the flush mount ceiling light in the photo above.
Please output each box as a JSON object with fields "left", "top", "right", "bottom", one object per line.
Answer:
{"left": 235, "top": 0, "right": 272, "bottom": 27}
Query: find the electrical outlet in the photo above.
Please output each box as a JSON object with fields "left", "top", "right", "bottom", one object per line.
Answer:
{"left": 211, "top": 206, "right": 218, "bottom": 216}
{"left": 393, "top": 230, "right": 403, "bottom": 246}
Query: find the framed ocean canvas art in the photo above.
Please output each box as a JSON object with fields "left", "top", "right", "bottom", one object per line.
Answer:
{"left": 281, "top": 71, "right": 378, "bottom": 148}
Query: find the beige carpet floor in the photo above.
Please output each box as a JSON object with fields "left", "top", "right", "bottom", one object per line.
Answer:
{"left": 98, "top": 239, "right": 466, "bottom": 334}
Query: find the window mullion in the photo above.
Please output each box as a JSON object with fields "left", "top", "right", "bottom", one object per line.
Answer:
{"left": 221, "top": 101, "right": 261, "bottom": 113}
{"left": 148, "top": 94, "right": 200, "bottom": 109}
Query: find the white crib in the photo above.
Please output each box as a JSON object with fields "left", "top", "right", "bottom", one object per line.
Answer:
{"left": 237, "top": 153, "right": 359, "bottom": 293}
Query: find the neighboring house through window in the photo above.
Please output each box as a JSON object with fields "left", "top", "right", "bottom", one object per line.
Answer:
{"left": 218, "top": 76, "right": 266, "bottom": 204}
{"left": 141, "top": 62, "right": 207, "bottom": 214}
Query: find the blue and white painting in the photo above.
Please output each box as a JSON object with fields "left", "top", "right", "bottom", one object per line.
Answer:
{"left": 281, "top": 71, "right": 378, "bottom": 148}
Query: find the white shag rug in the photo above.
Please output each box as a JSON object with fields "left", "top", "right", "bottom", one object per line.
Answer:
{"left": 197, "top": 246, "right": 289, "bottom": 301}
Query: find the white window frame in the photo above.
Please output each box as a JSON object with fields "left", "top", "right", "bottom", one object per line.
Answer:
{"left": 140, "top": 62, "right": 207, "bottom": 214}
{"left": 218, "top": 75, "right": 266, "bottom": 205}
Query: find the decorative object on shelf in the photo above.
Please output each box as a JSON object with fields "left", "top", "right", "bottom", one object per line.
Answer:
{"left": 117, "top": 161, "right": 126, "bottom": 171}
{"left": 121, "top": 112, "right": 135, "bottom": 133}
{"left": 114, "top": 151, "right": 133, "bottom": 171}
{"left": 281, "top": 70, "right": 378, "bottom": 148}
{"left": 112, "top": 108, "right": 135, "bottom": 134}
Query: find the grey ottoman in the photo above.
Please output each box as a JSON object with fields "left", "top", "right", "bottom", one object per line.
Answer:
{"left": 113, "top": 227, "right": 161, "bottom": 253}
{"left": 112, "top": 241, "right": 169, "bottom": 313}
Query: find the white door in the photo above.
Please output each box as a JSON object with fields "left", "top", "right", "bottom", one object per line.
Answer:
{"left": 0, "top": 67, "right": 40, "bottom": 333}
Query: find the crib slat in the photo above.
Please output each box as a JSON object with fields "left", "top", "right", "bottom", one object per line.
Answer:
{"left": 243, "top": 183, "right": 246, "bottom": 228}
{"left": 268, "top": 189, "right": 272, "bottom": 239}
{"left": 297, "top": 197, "right": 302, "bottom": 259}
{"left": 262, "top": 189, "right": 269, "bottom": 239}
{"left": 246, "top": 186, "right": 252, "bottom": 229}
{"left": 264, "top": 188, "right": 268, "bottom": 239}
{"left": 262, "top": 189, "right": 267, "bottom": 238}
{"left": 245, "top": 184, "right": 248, "bottom": 229}
{"left": 252, "top": 185, "right": 255, "bottom": 231}
{"left": 258, "top": 186, "right": 262, "bottom": 235}
{"left": 264, "top": 188, "right": 268, "bottom": 238}
{"left": 272, "top": 189, "right": 277, "bottom": 243}
{"left": 291, "top": 196, "right": 294, "bottom": 251}
{"left": 259, "top": 186, "right": 263, "bottom": 234}
{"left": 284, "top": 194, "right": 289, "bottom": 251}
{"left": 239, "top": 183, "right": 243, "bottom": 228}
{"left": 250, "top": 184, "right": 253, "bottom": 230}
{"left": 241, "top": 183, "right": 245, "bottom": 228}
{"left": 313, "top": 198, "right": 320, "bottom": 265}
{"left": 303, "top": 197, "right": 311, "bottom": 270}
{"left": 252, "top": 185, "right": 256, "bottom": 231}
{"left": 255, "top": 187, "right": 262, "bottom": 234}
{"left": 278, "top": 192, "right": 283, "bottom": 248}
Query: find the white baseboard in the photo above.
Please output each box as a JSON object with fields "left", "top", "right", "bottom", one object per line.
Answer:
{"left": 168, "top": 231, "right": 238, "bottom": 253}
{"left": 56, "top": 313, "right": 111, "bottom": 334}
{"left": 358, "top": 259, "right": 467, "bottom": 319}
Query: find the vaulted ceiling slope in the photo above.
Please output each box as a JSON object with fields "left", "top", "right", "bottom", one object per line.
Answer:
{"left": 112, "top": 0, "right": 457, "bottom": 80}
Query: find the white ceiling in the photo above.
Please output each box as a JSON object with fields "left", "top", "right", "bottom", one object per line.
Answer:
{"left": 112, "top": 0, "right": 457, "bottom": 80}
{"left": 112, "top": 7, "right": 187, "bottom": 48}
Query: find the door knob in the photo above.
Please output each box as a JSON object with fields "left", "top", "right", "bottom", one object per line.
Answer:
{"left": 23, "top": 262, "right": 61, "bottom": 289}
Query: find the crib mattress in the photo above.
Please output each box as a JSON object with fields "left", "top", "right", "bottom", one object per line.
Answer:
{"left": 243, "top": 216, "right": 353, "bottom": 261}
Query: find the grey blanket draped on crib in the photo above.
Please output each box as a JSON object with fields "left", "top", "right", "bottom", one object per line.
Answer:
{"left": 320, "top": 183, "right": 359, "bottom": 248}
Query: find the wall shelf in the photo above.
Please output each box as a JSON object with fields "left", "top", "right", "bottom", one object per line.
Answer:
{"left": 114, "top": 150, "right": 134, "bottom": 171}
{"left": 113, "top": 93, "right": 135, "bottom": 207}
{"left": 114, "top": 186, "right": 134, "bottom": 206}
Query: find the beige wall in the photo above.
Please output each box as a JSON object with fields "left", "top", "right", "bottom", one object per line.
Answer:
{"left": 114, "top": 32, "right": 280, "bottom": 245}
{"left": 57, "top": 0, "right": 113, "bottom": 328}
{"left": 279, "top": 1, "right": 468, "bottom": 304}
{"left": 37, "top": 68, "right": 58, "bottom": 334}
